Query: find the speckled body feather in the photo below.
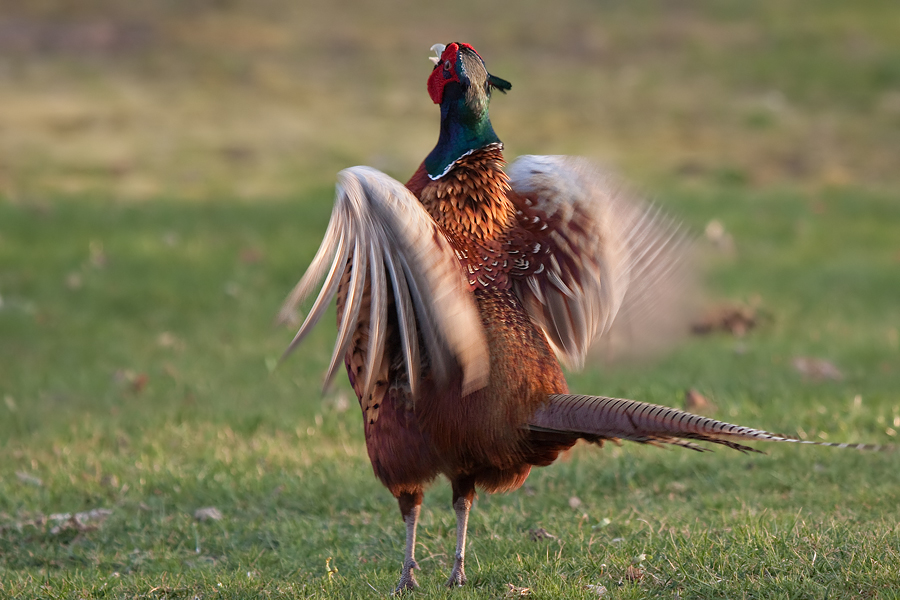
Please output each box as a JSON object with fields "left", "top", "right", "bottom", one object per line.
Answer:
{"left": 342, "top": 147, "right": 576, "bottom": 500}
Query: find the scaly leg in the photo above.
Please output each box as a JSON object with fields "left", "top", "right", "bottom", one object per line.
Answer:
{"left": 395, "top": 490, "right": 423, "bottom": 593}
{"left": 446, "top": 478, "right": 475, "bottom": 587}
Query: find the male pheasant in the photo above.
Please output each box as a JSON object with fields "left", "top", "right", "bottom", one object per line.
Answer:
{"left": 279, "top": 42, "right": 878, "bottom": 591}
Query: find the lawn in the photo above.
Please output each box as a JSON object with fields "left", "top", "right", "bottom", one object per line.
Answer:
{"left": 1, "top": 1, "right": 899, "bottom": 598}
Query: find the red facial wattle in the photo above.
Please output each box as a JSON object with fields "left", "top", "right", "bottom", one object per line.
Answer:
{"left": 427, "top": 43, "right": 460, "bottom": 105}
{"left": 427, "top": 43, "right": 486, "bottom": 105}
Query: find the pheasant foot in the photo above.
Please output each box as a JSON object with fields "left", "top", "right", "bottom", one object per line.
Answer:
{"left": 395, "top": 558, "right": 420, "bottom": 593}
{"left": 446, "top": 556, "right": 467, "bottom": 587}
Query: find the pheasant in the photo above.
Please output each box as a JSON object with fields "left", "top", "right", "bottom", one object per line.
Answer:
{"left": 279, "top": 42, "right": 880, "bottom": 591}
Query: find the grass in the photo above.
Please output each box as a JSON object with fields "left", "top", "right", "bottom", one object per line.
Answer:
{"left": 2, "top": 0, "right": 900, "bottom": 598}
{"left": 2, "top": 185, "right": 898, "bottom": 600}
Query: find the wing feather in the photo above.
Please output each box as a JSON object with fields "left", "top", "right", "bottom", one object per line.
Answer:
{"left": 325, "top": 236, "right": 367, "bottom": 387}
{"left": 280, "top": 166, "right": 489, "bottom": 396}
{"left": 384, "top": 249, "right": 420, "bottom": 396}
{"left": 276, "top": 205, "right": 344, "bottom": 326}
{"left": 363, "top": 239, "right": 388, "bottom": 402}
{"left": 508, "top": 155, "right": 693, "bottom": 369}
{"left": 281, "top": 227, "right": 349, "bottom": 357}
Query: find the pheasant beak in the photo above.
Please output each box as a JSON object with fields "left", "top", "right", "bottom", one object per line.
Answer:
{"left": 428, "top": 43, "right": 446, "bottom": 65}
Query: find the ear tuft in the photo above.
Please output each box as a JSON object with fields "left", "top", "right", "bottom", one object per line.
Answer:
{"left": 488, "top": 74, "right": 512, "bottom": 94}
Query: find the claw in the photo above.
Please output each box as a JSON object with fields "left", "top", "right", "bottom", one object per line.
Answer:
{"left": 446, "top": 562, "right": 467, "bottom": 587}
{"left": 394, "top": 559, "right": 420, "bottom": 594}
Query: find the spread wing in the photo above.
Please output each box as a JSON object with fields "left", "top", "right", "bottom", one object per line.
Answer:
{"left": 278, "top": 166, "right": 489, "bottom": 399}
{"left": 507, "top": 155, "right": 693, "bottom": 369}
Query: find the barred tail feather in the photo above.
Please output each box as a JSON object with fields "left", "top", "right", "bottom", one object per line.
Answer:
{"left": 528, "top": 394, "right": 887, "bottom": 453}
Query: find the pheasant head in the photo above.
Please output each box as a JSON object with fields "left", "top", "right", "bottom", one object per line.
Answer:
{"left": 424, "top": 43, "right": 512, "bottom": 179}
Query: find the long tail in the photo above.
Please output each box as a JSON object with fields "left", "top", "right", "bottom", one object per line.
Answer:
{"left": 527, "top": 394, "right": 888, "bottom": 453}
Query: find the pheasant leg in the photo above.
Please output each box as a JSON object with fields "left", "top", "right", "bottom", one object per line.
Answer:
{"left": 446, "top": 479, "right": 475, "bottom": 587}
{"left": 395, "top": 491, "right": 423, "bottom": 593}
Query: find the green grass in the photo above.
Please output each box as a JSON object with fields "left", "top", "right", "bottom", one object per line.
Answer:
{"left": 2, "top": 0, "right": 900, "bottom": 598}
{"left": 2, "top": 187, "right": 899, "bottom": 598}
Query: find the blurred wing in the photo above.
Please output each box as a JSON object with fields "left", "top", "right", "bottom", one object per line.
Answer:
{"left": 507, "top": 155, "right": 692, "bottom": 370}
{"left": 278, "top": 166, "right": 489, "bottom": 398}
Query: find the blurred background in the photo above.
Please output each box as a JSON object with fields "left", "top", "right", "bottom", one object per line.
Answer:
{"left": 2, "top": 2, "right": 899, "bottom": 595}
{"left": 1, "top": 0, "right": 898, "bottom": 201}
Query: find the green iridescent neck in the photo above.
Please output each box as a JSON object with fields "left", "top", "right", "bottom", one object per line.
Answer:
{"left": 425, "top": 93, "right": 502, "bottom": 179}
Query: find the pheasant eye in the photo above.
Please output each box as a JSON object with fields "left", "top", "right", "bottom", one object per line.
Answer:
{"left": 443, "top": 60, "right": 452, "bottom": 71}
